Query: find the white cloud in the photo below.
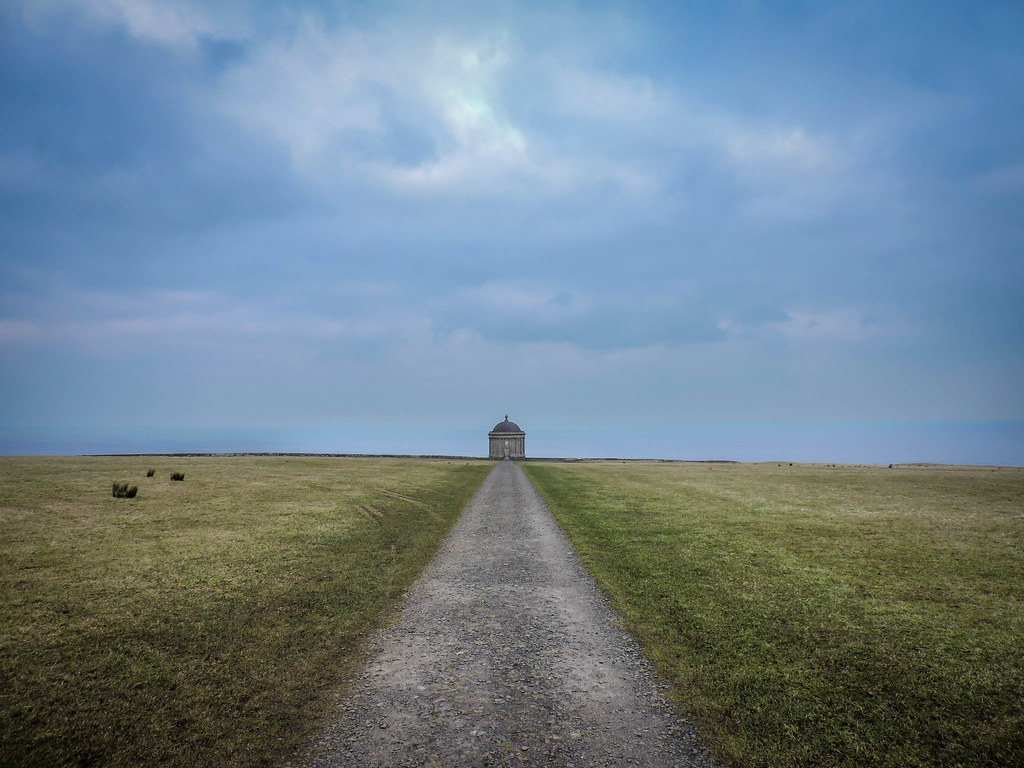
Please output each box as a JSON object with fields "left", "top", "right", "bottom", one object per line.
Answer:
{"left": 10, "top": 0, "right": 888, "bottom": 220}
{"left": 720, "top": 307, "right": 908, "bottom": 345}
{"left": 722, "top": 126, "right": 838, "bottom": 174}
{"left": 16, "top": 1, "right": 870, "bottom": 218}
{"left": 11, "top": 285, "right": 434, "bottom": 361}
{"left": 216, "top": 23, "right": 526, "bottom": 185}
{"left": 214, "top": 21, "right": 858, "bottom": 218}
{"left": 447, "top": 282, "right": 588, "bottom": 320}
{"left": 550, "top": 67, "right": 664, "bottom": 125}
{"left": 217, "top": 21, "right": 387, "bottom": 164}
{"left": 18, "top": 0, "right": 236, "bottom": 47}
{"left": 212, "top": 18, "right": 670, "bottom": 199}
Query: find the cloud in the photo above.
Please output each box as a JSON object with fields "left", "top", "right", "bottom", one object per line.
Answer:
{"left": 211, "top": 16, "right": 676, "bottom": 200}
{"left": 4, "top": 274, "right": 721, "bottom": 368}
{"left": 720, "top": 307, "right": 909, "bottom": 346}
{"left": 16, "top": 0, "right": 236, "bottom": 48}
{"left": 215, "top": 22, "right": 533, "bottom": 191}
{"left": 216, "top": 22, "right": 388, "bottom": 166}
{"left": 427, "top": 281, "right": 727, "bottom": 349}
{"left": 14, "top": 275, "right": 905, "bottom": 366}
{"left": 721, "top": 125, "right": 841, "bottom": 179}
{"left": 202, "top": 7, "right": 866, "bottom": 224}
{"left": 0, "top": 281, "right": 442, "bottom": 370}
{"left": 550, "top": 68, "right": 663, "bottom": 125}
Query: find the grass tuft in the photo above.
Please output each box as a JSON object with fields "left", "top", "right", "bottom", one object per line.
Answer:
{"left": 146, "top": 469, "right": 155, "bottom": 477}
{"left": 170, "top": 472, "right": 185, "bottom": 481}
{"left": 111, "top": 482, "right": 138, "bottom": 499}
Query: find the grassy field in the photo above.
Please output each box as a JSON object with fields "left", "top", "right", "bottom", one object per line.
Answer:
{"left": 0, "top": 455, "right": 491, "bottom": 768}
{"left": 524, "top": 461, "right": 1024, "bottom": 768}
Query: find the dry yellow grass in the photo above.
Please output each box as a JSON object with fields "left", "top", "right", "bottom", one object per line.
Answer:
{"left": 0, "top": 455, "right": 491, "bottom": 768}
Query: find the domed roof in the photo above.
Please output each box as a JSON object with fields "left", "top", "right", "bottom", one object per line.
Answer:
{"left": 491, "top": 415, "right": 523, "bottom": 433}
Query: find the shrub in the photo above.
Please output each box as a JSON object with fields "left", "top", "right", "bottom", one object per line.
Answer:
{"left": 112, "top": 482, "right": 138, "bottom": 499}
{"left": 146, "top": 469, "right": 155, "bottom": 477}
{"left": 170, "top": 472, "right": 185, "bottom": 481}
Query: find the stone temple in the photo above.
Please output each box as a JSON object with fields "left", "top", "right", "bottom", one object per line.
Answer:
{"left": 488, "top": 415, "right": 525, "bottom": 459}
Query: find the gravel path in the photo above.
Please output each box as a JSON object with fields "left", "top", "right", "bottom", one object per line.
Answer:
{"left": 303, "top": 461, "right": 717, "bottom": 767}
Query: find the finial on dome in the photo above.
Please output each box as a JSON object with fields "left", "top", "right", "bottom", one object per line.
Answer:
{"left": 505, "top": 414, "right": 509, "bottom": 421}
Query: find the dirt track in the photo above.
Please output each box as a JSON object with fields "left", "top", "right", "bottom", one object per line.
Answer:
{"left": 303, "top": 461, "right": 716, "bottom": 767}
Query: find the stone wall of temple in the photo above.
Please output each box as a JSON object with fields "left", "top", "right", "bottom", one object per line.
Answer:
{"left": 488, "top": 432, "right": 526, "bottom": 459}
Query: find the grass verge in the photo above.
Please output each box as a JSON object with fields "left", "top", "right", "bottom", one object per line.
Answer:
{"left": 0, "top": 455, "right": 491, "bottom": 768}
{"left": 524, "top": 461, "right": 1024, "bottom": 768}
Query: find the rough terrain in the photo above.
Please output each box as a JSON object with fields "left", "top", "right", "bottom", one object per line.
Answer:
{"left": 302, "top": 461, "right": 716, "bottom": 767}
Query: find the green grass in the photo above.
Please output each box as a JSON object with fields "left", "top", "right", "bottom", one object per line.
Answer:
{"left": 524, "top": 461, "right": 1024, "bottom": 768}
{"left": 0, "top": 455, "right": 491, "bottom": 768}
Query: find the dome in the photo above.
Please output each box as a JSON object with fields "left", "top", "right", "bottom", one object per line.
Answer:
{"left": 491, "top": 415, "right": 522, "bottom": 433}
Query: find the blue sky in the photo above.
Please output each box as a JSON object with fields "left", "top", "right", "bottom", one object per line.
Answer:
{"left": 1, "top": 0, "right": 1022, "bottom": 463}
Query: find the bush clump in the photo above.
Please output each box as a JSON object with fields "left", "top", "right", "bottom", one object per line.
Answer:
{"left": 170, "top": 472, "right": 185, "bottom": 481}
{"left": 112, "top": 482, "right": 138, "bottom": 499}
{"left": 146, "top": 469, "right": 155, "bottom": 477}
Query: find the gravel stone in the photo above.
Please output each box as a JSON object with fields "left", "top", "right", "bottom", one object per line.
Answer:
{"left": 302, "top": 462, "right": 718, "bottom": 767}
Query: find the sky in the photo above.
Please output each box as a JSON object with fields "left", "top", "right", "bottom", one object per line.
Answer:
{"left": 1, "top": 0, "right": 1022, "bottom": 464}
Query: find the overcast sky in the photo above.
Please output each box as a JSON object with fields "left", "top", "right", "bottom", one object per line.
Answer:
{"left": 1, "top": 1, "right": 1022, "bottom": 463}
